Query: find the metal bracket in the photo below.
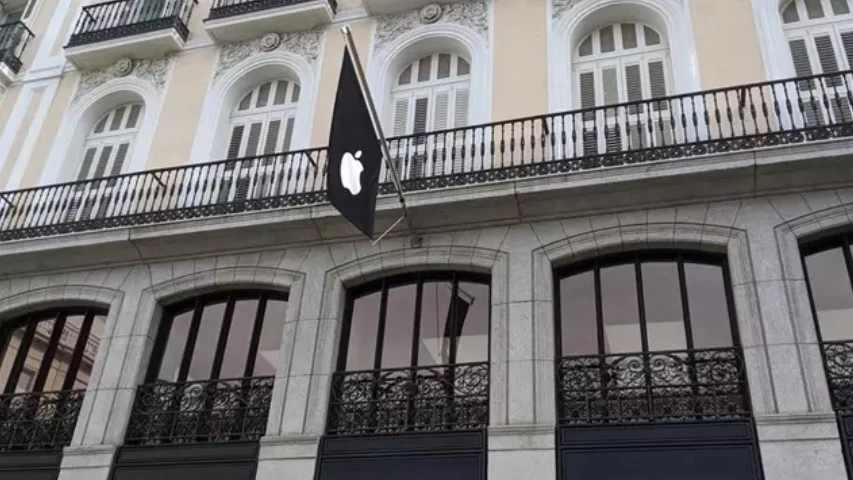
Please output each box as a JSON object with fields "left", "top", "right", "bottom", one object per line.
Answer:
{"left": 0, "top": 193, "right": 13, "bottom": 208}
{"left": 150, "top": 172, "right": 166, "bottom": 188}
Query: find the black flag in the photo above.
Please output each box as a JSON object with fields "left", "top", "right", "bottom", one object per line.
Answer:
{"left": 327, "top": 48, "right": 383, "bottom": 239}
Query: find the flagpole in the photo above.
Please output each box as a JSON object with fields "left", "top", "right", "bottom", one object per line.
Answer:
{"left": 340, "top": 26, "right": 421, "bottom": 247}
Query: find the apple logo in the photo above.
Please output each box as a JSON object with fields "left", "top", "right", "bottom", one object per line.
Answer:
{"left": 340, "top": 150, "right": 364, "bottom": 196}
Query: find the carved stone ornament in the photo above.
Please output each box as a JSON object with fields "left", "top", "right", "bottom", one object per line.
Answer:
{"left": 214, "top": 28, "right": 322, "bottom": 82}
{"left": 419, "top": 3, "right": 443, "bottom": 24}
{"left": 114, "top": 57, "right": 134, "bottom": 77}
{"left": 259, "top": 33, "right": 281, "bottom": 52}
{"left": 71, "top": 56, "right": 172, "bottom": 106}
{"left": 551, "top": 0, "right": 578, "bottom": 19}
{"left": 374, "top": 0, "right": 489, "bottom": 52}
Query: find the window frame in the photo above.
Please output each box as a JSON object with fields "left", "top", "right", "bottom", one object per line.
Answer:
{"left": 553, "top": 250, "right": 741, "bottom": 359}
{"left": 145, "top": 289, "right": 289, "bottom": 383}
{"left": 800, "top": 232, "right": 853, "bottom": 343}
{"left": 335, "top": 271, "right": 491, "bottom": 373}
{"left": 78, "top": 103, "right": 144, "bottom": 181}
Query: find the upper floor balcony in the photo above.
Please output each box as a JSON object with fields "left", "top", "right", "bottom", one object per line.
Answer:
{"left": 65, "top": 0, "right": 195, "bottom": 70}
{"left": 204, "top": 0, "right": 336, "bottom": 44}
{"left": 2, "top": 71, "right": 853, "bottom": 269}
{"left": 0, "top": 21, "right": 33, "bottom": 89}
{"left": 363, "top": 0, "right": 455, "bottom": 15}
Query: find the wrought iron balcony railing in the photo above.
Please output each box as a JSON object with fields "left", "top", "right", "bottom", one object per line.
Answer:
{"left": 66, "top": 0, "right": 195, "bottom": 48}
{"left": 326, "top": 362, "right": 489, "bottom": 435}
{"left": 0, "top": 22, "right": 34, "bottom": 74}
{"left": 208, "top": 0, "right": 337, "bottom": 20}
{"left": 124, "top": 377, "right": 273, "bottom": 445}
{"left": 3, "top": 70, "right": 853, "bottom": 242}
{"left": 556, "top": 347, "right": 750, "bottom": 425}
{"left": 0, "top": 390, "right": 85, "bottom": 451}
{"left": 821, "top": 340, "right": 853, "bottom": 414}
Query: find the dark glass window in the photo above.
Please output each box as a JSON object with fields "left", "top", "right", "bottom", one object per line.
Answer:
{"left": 147, "top": 290, "right": 288, "bottom": 382}
{"left": 338, "top": 272, "right": 490, "bottom": 372}
{"left": 0, "top": 307, "right": 107, "bottom": 393}
{"left": 803, "top": 235, "right": 853, "bottom": 342}
{"left": 555, "top": 251, "right": 738, "bottom": 357}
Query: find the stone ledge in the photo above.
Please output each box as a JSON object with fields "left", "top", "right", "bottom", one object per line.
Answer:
{"left": 756, "top": 413, "right": 840, "bottom": 442}
{"left": 60, "top": 444, "right": 117, "bottom": 469}
{"left": 259, "top": 434, "right": 320, "bottom": 460}
{"left": 488, "top": 424, "right": 555, "bottom": 451}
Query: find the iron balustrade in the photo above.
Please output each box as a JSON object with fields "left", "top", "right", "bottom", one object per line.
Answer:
{"left": 208, "top": 0, "right": 337, "bottom": 20}
{"left": 125, "top": 376, "right": 274, "bottom": 445}
{"left": 0, "top": 22, "right": 34, "bottom": 74}
{"left": 556, "top": 347, "right": 750, "bottom": 425}
{"left": 67, "top": 0, "right": 195, "bottom": 47}
{"left": 326, "top": 362, "right": 489, "bottom": 435}
{"left": 0, "top": 390, "right": 85, "bottom": 451}
{"left": 821, "top": 340, "right": 853, "bottom": 414}
{"left": 4, "top": 70, "right": 853, "bottom": 241}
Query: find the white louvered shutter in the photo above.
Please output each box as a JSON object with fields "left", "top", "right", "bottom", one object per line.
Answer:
{"left": 579, "top": 71, "right": 598, "bottom": 155}
{"left": 432, "top": 91, "right": 450, "bottom": 131}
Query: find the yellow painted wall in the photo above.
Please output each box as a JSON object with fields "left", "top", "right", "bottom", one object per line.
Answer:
{"left": 51, "top": 0, "right": 80, "bottom": 56}
{"left": 19, "top": 74, "right": 77, "bottom": 188}
{"left": 491, "top": 0, "right": 549, "bottom": 120}
{"left": 310, "top": 19, "right": 373, "bottom": 147}
{"left": 186, "top": 0, "right": 213, "bottom": 43}
{"left": 19, "top": 0, "right": 58, "bottom": 67}
{"left": 0, "top": 86, "right": 21, "bottom": 139}
{"left": 0, "top": 88, "right": 44, "bottom": 189}
{"left": 144, "top": 48, "right": 217, "bottom": 169}
{"left": 690, "top": 0, "right": 766, "bottom": 89}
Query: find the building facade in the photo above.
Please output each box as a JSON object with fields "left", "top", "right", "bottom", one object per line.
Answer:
{"left": 0, "top": 0, "right": 850, "bottom": 479}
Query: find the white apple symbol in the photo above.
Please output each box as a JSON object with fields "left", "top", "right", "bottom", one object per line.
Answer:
{"left": 340, "top": 150, "right": 364, "bottom": 196}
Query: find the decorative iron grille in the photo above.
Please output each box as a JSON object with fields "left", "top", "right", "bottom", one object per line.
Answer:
{"left": 3, "top": 71, "right": 853, "bottom": 241}
{"left": 0, "top": 390, "right": 85, "bottom": 451}
{"left": 208, "top": 0, "right": 336, "bottom": 19}
{"left": 821, "top": 341, "right": 853, "bottom": 413}
{"left": 66, "top": 0, "right": 195, "bottom": 47}
{"left": 326, "top": 362, "right": 489, "bottom": 435}
{"left": 557, "top": 347, "right": 750, "bottom": 424}
{"left": 0, "top": 22, "right": 34, "bottom": 74}
{"left": 124, "top": 377, "right": 273, "bottom": 445}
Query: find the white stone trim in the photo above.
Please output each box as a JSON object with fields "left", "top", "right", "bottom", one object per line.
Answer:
{"left": 368, "top": 22, "right": 492, "bottom": 130}
{"left": 39, "top": 75, "right": 164, "bottom": 185}
{"left": 5, "top": 80, "right": 58, "bottom": 190}
{"left": 188, "top": 50, "right": 318, "bottom": 165}
{"left": 548, "top": 0, "right": 701, "bottom": 113}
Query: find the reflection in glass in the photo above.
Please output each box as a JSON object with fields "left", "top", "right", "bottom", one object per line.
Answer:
{"left": 455, "top": 281, "right": 489, "bottom": 363}
{"left": 560, "top": 271, "right": 598, "bottom": 356}
{"left": 642, "top": 262, "right": 686, "bottom": 351}
{"left": 805, "top": 247, "right": 853, "bottom": 341}
{"left": 601, "top": 264, "right": 641, "bottom": 353}
{"left": 187, "top": 302, "right": 226, "bottom": 380}
{"left": 686, "top": 263, "right": 733, "bottom": 349}
{"left": 254, "top": 299, "right": 287, "bottom": 376}
{"left": 381, "top": 284, "right": 416, "bottom": 368}
{"left": 418, "top": 281, "right": 453, "bottom": 365}
{"left": 346, "top": 291, "right": 381, "bottom": 370}
{"left": 220, "top": 299, "right": 257, "bottom": 379}
{"left": 158, "top": 311, "right": 192, "bottom": 382}
{"left": 0, "top": 327, "right": 24, "bottom": 392}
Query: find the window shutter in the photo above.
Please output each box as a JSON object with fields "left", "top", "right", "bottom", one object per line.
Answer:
{"left": 105, "top": 142, "right": 129, "bottom": 187}
{"left": 92, "top": 145, "right": 113, "bottom": 179}
{"left": 815, "top": 35, "right": 843, "bottom": 86}
{"left": 579, "top": 71, "right": 597, "bottom": 121}
{"left": 432, "top": 91, "right": 449, "bottom": 131}
{"left": 245, "top": 122, "right": 263, "bottom": 157}
{"left": 262, "top": 119, "right": 281, "bottom": 164}
{"left": 392, "top": 97, "right": 410, "bottom": 137}
{"left": 226, "top": 125, "right": 245, "bottom": 160}
{"left": 454, "top": 87, "right": 469, "bottom": 128}
{"left": 625, "top": 64, "right": 644, "bottom": 114}
{"left": 413, "top": 97, "right": 429, "bottom": 135}
{"left": 789, "top": 38, "right": 817, "bottom": 92}
{"left": 841, "top": 31, "right": 853, "bottom": 69}
{"left": 283, "top": 117, "right": 295, "bottom": 151}
{"left": 77, "top": 147, "right": 98, "bottom": 181}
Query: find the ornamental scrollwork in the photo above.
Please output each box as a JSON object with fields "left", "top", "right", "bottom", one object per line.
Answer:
{"left": 0, "top": 390, "right": 85, "bottom": 451}
{"left": 374, "top": 0, "right": 489, "bottom": 53}
{"left": 71, "top": 56, "right": 172, "bottom": 106}
{"left": 214, "top": 28, "right": 323, "bottom": 82}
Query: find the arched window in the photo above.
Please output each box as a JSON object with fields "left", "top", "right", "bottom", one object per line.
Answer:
{"left": 77, "top": 103, "right": 143, "bottom": 181}
{"left": 573, "top": 23, "right": 671, "bottom": 153}
{"left": 803, "top": 233, "right": 853, "bottom": 342}
{"left": 781, "top": 0, "right": 853, "bottom": 124}
{"left": 389, "top": 53, "right": 471, "bottom": 138}
{"left": 328, "top": 272, "right": 490, "bottom": 435}
{"left": 225, "top": 79, "right": 299, "bottom": 160}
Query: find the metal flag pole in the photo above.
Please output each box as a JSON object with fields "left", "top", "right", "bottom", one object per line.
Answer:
{"left": 340, "top": 25, "right": 421, "bottom": 247}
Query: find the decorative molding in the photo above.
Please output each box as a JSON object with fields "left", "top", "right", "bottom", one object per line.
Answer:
{"left": 71, "top": 57, "right": 172, "bottom": 106}
{"left": 419, "top": 3, "right": 442, "bottom": 24}
{"left": 214, "top": 28, "right": 323, "bottom": 82}
{"left": 374, "top": 0, "right": 489, "bottom": 52}
{"left": 551, "top": 0, "right": 579, "bottom": 19}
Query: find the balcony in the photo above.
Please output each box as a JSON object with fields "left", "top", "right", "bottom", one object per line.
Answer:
{"left": 2, "top": 71, "right": 853, "bottom": 250}
{"left": 205, "top": 0, "right": 336, "bottom": 44}
{"left": 0, "top": 390, "right": 85, "bottom": 451}
{"left": 0, "top": 22, "right": 33, "bottom": 88}
{"left": 64, "top": 0, "right": 195, "bottom": 70}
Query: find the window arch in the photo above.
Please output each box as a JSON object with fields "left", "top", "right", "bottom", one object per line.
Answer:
{"left": 225, "top": 79, "right": 300, "bottom": 160}
{"left": 389, "top": 53, "right": 471, "bottom": 138}
{"left": 77, "top": 103, "right": 143, "bottom": 181}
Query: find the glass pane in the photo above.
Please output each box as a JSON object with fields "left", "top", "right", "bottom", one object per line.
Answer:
{"left": 253, "top": 299, "right": 287, "bottom": 376}
{"left": 457, "top": 57, "right": 470, "bottom": 75}
{"left": 437, "top": 53, "right": 452, "bottom": 79}
{"left": 41, "top": 315, "right": 86, "bottom": 392}
{"left": 644, "top": 26, "right": 661, "bottom": 46}
{"left": 642, "top": 262, "right": 687, "bottom": 351}
{"left": 783, "top": 1, "right": 801, "bottom": 22}
{"left": 805, "top": 248, "right": 853, "bottom": 341}
{"left": 380, "top": 284, "right": 417, "bottom": 368}
{"left": 579, "top": 35, "right": 594, "bottom": 56}
{"left": 455, "top": 281, "right": 489, "bottom": 363}
{"left": 238, "top": 92, "right": 252, "bottom": 111}
{"left": 602, "top": 67, "right": 619, "bottom": 105}
{"left": 685, "top": 263, "right": 733, "bottom": 348}
{"left": 273, "top": 81, "right": 288, "bottom": 105}
{"left": 418, "top": 281, "right": 453, "bottom": 365}
{"left": 109, "top": 106, "right": 126, "bottom": 131}
{"left": 559, "top": 271, "right": 598, "bottom": 356}
{"left": 398, "top": 64, "right": 412, "bottom": 85}
{"left": 157, "top": 311, "right": 192, "bottom": 381}
{"left": 417, "top": 56, "right": 432, "bottom": 82}
{"left": 600, "top": 25, "right": 615, "bottom": 53}
{"left": 220, "top": 299, "right": 257, "bottom": 379}
{"left": 345, "top": 291, "right": 381, "bottom": 370}
{"left": 832, "top": 0, "right": 850, "bottom": 14}
{"left": 291, "top": 83, "right": 300, "bottom": 102}
{"left": 24, "top": 318, "right": 56, "bottom": 392}
{"left": 256, "top": 82, "right": 271, "bottom": 108}
{"left": 0, "top": 326, "right": 26, "bottom": 392}
{"left": 187, "top": 302, "right": 226, "bottom": 381}
{"left": 76, "top": 315, "right": 106, "bottom": 389}
{"left": 93, "top": 115, "right": 108, "bottom": 134}
{"left": 601, "top": 264, "right": 641, "bottom": 353}
{"left": 621, "top": 23, "right": 638, "bottom": 49}
{"left": 805, "top": 0, "right": 825, "bottom": 18}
